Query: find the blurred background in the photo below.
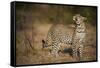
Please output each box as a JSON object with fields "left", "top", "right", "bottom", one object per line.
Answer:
{"left": 15, "top": 2, "right": 97, "bottom": 65}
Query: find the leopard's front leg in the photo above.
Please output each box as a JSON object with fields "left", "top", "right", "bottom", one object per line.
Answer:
{"left": 72, "top": 45, "right": 79, "bottom": 61}
{"left": 78, "top": 38, "right": 85, "bottom": 60}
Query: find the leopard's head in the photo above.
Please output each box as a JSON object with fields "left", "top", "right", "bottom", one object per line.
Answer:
{"left": 73, "top": 14, "right": 87, "bottom": 25}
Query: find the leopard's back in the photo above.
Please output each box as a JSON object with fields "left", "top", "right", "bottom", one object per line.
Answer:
{"left": 48, "top": 24, "right": 73, "bottom": 42}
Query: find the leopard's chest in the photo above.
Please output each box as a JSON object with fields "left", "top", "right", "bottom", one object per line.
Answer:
{"left": 75, "top": 32, "right": 86, "bottom": 39}
{"left": 75, "top": 23, "right": 86, "bottom": 39}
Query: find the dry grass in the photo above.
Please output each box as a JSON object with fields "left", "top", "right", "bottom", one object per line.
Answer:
{"left": 16, "top": 23, "right": 97, "bottom": 65}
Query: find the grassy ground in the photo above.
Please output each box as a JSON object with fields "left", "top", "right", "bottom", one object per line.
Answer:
{"left": 16, "top": 22, "right": 97, "bottom": 65}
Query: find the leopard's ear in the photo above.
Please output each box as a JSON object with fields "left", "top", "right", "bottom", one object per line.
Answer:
{"left": 73, "top": 16, "right": 77, "bottom": 21}
{"left": 73, "top": 14, "right": 78, "bottom": 21}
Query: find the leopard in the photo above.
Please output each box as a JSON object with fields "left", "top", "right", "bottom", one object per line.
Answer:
{"left": 42, "top": 14, "right": 86, "bottom": 61}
